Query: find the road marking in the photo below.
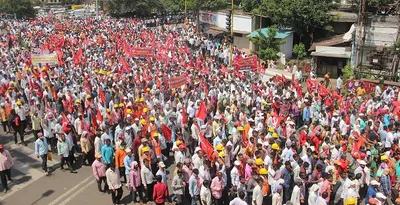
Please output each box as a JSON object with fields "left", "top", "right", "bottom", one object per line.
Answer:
{"left": 48, "top": 176, "right": 92, "bottom": 205}
{"left": 0, "top": 158, "right": 46, "bottom": 201}
{"left": 57, "top": 179, "right": 96, "bottom": 205}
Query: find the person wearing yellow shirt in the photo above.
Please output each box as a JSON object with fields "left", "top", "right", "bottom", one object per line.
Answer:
{"left": 356, "top": 86, "right": 366, "bottom": 96}
{"left": 0, "top": 104, "right": 8, "bottom": 133}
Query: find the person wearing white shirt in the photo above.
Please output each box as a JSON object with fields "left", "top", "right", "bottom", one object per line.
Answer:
{"left": 252, "top": 178, "right": 263, "bottom": 205}
{"left": 230, "top": 191, "right": 248, "bottom": 205}
{"left": 272, "top": 185, "right": 283, "bottom": 205}
{"left": 337, "top": 76, "right": 343, "bottom": 93}
{"left": 200, "top": 180, "right": 212, "bottom": 205}
{"left": 385, "top": 131, "right": 394, "bottom": 149}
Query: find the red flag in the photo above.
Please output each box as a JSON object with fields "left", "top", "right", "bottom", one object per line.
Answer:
{"left": 196, "top": 101, "right": 207, "bottom": 121}
{"left": 98, "top": 87, "right": 105, "bottom": 104}
{"left": 318, "top": 86, "right": 330, "bottom": 97}
{"left": 200, "top": 132, "right": 215, "bottom": 161}
{"left": 161, "top": 123, "right": 172, "bottom": 142}
{"left": 182, "top": 105, "right": 187, "bottom": 125}
{"left": 73, "top": 47, "right": 83, "bottom": 65}
{"left": 96, "top": 108, "right": 103, "bottom": 123}
{"left": 119, "top": 57, "right": 130, "bottom": 73}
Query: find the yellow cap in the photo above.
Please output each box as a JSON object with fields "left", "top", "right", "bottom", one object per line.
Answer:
{"left": 139, "top": 98, "right": 145, "bottom": 102}
{"left": 75, "top": 99, "right": 81, "bottom": 103}
{"left": 142, "top": 146, "right": 150, "bottom": 152}
{"left": 219, "top": 151, "right": 227, "bottom": 157}
{"left": 176, "top": 140, "right": 182, "bottom": 146}
{"left": 41, "top": 67, "right": 47, "bottom": 72}
{"left": 146, "top": 88, "right": 150, "bottom": 91}
{"left": 86, "top": 94, "right": 91, "bottom": 99}
{"left": 94, "top": 70, "right": 98, "bottom": 73}
{"left": 153, "top": 132, "right": 159, "bottom": 137}
{"left": 150, "top": 116, "right": 155, "bottom": 121}
{"left": 216, "top": 144, "right": 223, "bottom": 151}
{"left": 238, "top": 126, "right": 244, "bottom": 131}
{"left": 135, "top": 98, "right": 139, "bottom": 102}
{"left": 143, "top": 108, "right": 149, "bottom": 113}
{"left": 140, "top": 119, "right": 147, "bottom": 125}
{"left": 16, "top": 101, "right": 22, "bottom": 105}
{"left": 114, "top": 104, "right": 119, "bottom": 108}
{"left": 106, "top": 109, "right": 110, "bottom": 113}
{"left": 259, "top": 168, "right": 268, "bottom": 175}
{"left": 268, "top": 127, "right": 274, "bottom": 132}
{"left": 255, "top": 158, "right": 264, "bottom": 165}
{"left": 271, "top": 143, "right": 280, "bottom": 151}
{"left": 272, "top": 133, "right": 279, "bottom": 139}
{"left": 25, "top": 67, "right": 30, "bottom": 71}
{"left": 106, "top": 71, "right": 111, "bottom": 76}
{"left": 119, "top": 103, "right": 124, "bottom": 107}
{"left": 126, "top": 109, "right": 132, "bottom": 115}
{"left": 325, "top": 74, "right": 330, "bottom": 78}
{"left": 347, "top": 198, "right": 356, "bottom": 205}
{"left": 381, "top": 155, "right": 388, "bottom": 161}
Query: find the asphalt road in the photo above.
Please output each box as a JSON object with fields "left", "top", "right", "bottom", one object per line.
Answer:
{"left": 0, "top": 130, "right": 176, "bottom": 205}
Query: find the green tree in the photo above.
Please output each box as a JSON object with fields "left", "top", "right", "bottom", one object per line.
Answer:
{"left": 292, "top": 43, "right": 307, "bottom": 60}
{"left": 159, "top": 0, "right": 184, "bottom": 14}
{"left": 260, "top": 0, "right": 333, "bottom": 45}
{"left": 0, "top": 0, "right": 35, "bottom": 19}
{"left": 249, "top": 26, "right": 284, "bottom": 61}
{"left": 186, "top": 0, "right": 227, "bottom": 31}
{"left": 240, "top": 0, "right": 261, "bottom": 12}
{"left": 108, "top": 0, "right": 162, "bottom": 17}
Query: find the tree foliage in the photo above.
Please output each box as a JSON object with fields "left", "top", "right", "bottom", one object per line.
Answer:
{"left": 249, "top": 26, "right": 284, "bottom": 61}
{"left": 260, "top": 0, "right": 333, "bottom": 40}
{"left": 108, "top": 0, "right": 162, "bottom": 17}
{"left": 240, "top": 0, "right": 261, "bottom": 12}
{"left": 293, "top": 43, "right": 307, "bottom": 59}
{"left": 0, "top": 0, "right": 36, "bottom": 19}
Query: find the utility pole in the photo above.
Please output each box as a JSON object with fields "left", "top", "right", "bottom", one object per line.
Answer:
{"left": 355, "top": 0, "right": 367, "bottom": 74}
{"left": 229, "top": 0, "right": 234, "bottom": 67}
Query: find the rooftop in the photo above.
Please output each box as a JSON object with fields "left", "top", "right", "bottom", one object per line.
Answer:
{"left": 246, "top": 28, "right": 293, "bottom": 39}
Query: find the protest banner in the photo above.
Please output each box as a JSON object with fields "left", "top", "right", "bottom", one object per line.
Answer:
{"left": 233, "top": 55, "right": 258, "bottom": 71}
{"left": 131, "top": 48, "right": 155, "bottom": 58}
{"left": 169, "top": 75, "right": 188, "bottom": 88}
{"left": 31, "top": 53, "right": 59, "bottom": 66}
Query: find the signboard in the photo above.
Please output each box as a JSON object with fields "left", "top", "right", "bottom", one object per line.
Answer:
{"left": 200, "top": 12, "right": 217, "bottom": 25}
{"left": 31, "top": 53, "right": 59, "bottom": 66}
{"left": 169, "top": 75, "right": 188, "bottom": 88}
{"left": 233, "top": 56, "right": 258, "bottom": 71}
{"left": 131, "top": 48, "right": 155, "bottom": 58}
{"left": 71, "top": 5, "right": 84, "bottom": 10}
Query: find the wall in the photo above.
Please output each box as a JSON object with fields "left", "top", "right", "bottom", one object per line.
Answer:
{"left": 200, "top": 11, "right": 253, "bottom": 33}
{"left": 361, "top": 16, "right": 399, "bottom": 47}
{"left": 280, "top": 33, "right": 293, "bottom": 58}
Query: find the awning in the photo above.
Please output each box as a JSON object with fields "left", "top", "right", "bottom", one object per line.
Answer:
{"left": 205, "top": 28, "right": 225, "bottom": 36}
{"left": 311, "top": 51, "right": 351, "bottom": 59}
{"left": 308, "top": 35, "right": 346, "bottom": 51}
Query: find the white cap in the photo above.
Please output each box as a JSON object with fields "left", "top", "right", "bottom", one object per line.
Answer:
{"left": 248, "top": 118, "right": 254, "bottom": 122}
{"left": 194, "top": 147, "right": 201, "bottom": 153}
{"left": 371, "top": 180, "right": 380, "bottom": 186}
{"left": 376, "top": 192, "right": 386, "bottom": 199}
{"left": 158, "top": 161, "right": 166, "bottom": 168}
{"left": 234, "top": 160, "right": 241, "bottom": 166}
{"left": 358, "top": 160, "right": 367, "bottom": 165}
{"left": 125, "top": 148, "right": 131, "bottom": 153}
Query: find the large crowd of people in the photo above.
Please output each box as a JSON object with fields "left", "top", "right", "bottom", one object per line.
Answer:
{"left": 0, "top": 15, "right": 399, "bottom": 205}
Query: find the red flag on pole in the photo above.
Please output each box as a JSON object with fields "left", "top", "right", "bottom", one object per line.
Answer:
{"left": 161, "top": 123, "right": 172, "bottom": 142}
{"left": 196, "top": 101, "right": 207, "bottom": 121}
{"left": 73, "top": 47, "right": 83, "bottom": 65}
{"left": 200, "top": 132, "right": 215, "bottom": 161}
{"left": 182, "top": 105, "right": 187, "bottom": 125}
{"left": 98, "top": 87, "right": 105, "bottom": 104}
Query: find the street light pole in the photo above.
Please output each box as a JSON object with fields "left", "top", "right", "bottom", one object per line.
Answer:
{"left": 229, "top": 0, "right": 234, "bottom": 67}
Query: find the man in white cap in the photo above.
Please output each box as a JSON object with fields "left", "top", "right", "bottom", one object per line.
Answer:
{"left": 355, "top": 159, "right": 370, "bottom": 201}
{"left": 231, "top": 160, "right": 241, "bottom": 194}
{"left": 156, "top": 161, "right": 168, "bottom": 184}
{"left": 375, "top": 192, "right": 387, "bottom": 204}
{"left": 123, "top": 148, "right": 133, "bottom": 187}
{"left": 365, "top": 180, "right": 380, "bottom": 204}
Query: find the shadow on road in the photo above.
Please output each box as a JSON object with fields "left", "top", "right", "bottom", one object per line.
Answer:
{"left": 29, "top": 189, "right": 54, "bottom": 205}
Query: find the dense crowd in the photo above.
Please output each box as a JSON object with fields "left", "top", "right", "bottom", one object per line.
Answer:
{"left": 0, "top": 15, "right": 399, "bottom": 205}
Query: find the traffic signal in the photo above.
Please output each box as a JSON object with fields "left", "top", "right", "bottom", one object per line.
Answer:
{"left": 229, "top": 35, "right": 234, "bottom": 44}
{"left": 226, "top": 10, "right": 232, "bottom": 31}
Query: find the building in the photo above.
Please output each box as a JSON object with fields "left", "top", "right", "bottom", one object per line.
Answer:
{"left": 199, "top": 10, "right": 294, "bottom": 58}
{"left": 246, "top": 28, "right": 294, "bottom": 58}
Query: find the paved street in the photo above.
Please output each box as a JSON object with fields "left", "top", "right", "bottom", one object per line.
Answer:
{"left": 0, "top": 131, "right": 175, "bottom": 205}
